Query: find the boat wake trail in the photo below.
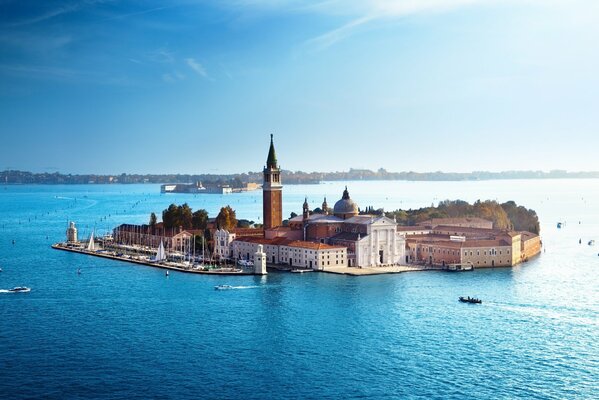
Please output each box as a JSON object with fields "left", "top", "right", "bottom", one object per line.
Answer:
{"left": 0, "top": 289, "right": 10, "bottom": 293}
{"left": 231, "top": 285, "right": 261, "bottom": 290}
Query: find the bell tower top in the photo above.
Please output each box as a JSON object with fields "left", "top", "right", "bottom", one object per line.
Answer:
{"left": 266, "top": 133, "right": 278, "bottom": 170}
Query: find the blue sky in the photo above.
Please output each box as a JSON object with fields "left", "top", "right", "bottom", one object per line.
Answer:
{"left": 1, "top": 0, "right": 598, "bottom": 174}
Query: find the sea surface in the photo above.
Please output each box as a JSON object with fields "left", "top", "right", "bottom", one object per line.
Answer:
{"left": 0, "top": 180, "right": 598, "bottom": 399}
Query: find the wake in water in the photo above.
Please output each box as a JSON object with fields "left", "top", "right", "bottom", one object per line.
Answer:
{"left": 214, "top": 285, "right": 262, "bottom": 291}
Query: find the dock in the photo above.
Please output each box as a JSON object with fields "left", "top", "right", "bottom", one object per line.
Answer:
{"left": 51, "top": 243, "right": 256, "bottom": 275}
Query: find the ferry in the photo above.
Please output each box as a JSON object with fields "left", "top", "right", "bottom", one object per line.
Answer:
{"left": 445, "top": 263, "right": 474, "bottom": 272}
{"left": 459, "top": 296, "right": 481, "bottom": 304}
{"left": 8, "top": 287, "right": 31, "bottom": 293}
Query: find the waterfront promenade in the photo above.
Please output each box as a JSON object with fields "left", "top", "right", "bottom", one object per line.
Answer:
{"left": 52, "top": 242, "right": 441, "bottom": 276}
{"left": 51, "top": 243, "right": 255, "bottom": 276}
{"left": 323, "top": 264, "right": 441, "bottom": 276}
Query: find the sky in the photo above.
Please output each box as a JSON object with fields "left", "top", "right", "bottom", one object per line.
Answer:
{"left": 1, "top": 0, "right": 598, "bottom": 174}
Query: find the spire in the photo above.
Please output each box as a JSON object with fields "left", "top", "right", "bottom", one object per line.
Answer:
{"left": 342, "top": 186, "right": 350, "bottom": 200}
{"left": 303, "top": 196, "right": 309, "bottom": 220}
{"left": 322, "top": 197, "right": 328, "bottom": 215}
{"left": 266, "top": 134, "right": 278, "bottom": 169}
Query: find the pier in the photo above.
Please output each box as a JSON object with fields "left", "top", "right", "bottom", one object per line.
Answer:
{"left": 51, "top": 243, "right": 256, "bottom": 275}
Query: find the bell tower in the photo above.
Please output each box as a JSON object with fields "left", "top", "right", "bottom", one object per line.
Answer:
{"left": 263, "top": 134, "right": 282, "bottom": 230}
{"left": 303, "top": 197, "right": 309, "bottom": 221}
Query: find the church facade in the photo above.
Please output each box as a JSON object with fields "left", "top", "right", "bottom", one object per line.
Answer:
{"left": 229, "top": 135, "right": 406, "bottom": 270}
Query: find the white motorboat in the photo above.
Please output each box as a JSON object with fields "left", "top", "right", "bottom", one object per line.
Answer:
{"left": 8, "top": 287, "right": 31, "bottom": 293}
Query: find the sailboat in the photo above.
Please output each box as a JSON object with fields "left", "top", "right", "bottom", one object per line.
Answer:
{"left": 87, "top": 231, "right": 96, "bottom": 251}
{"left": 152, "top": 240, "right": 167, "bottom": 263}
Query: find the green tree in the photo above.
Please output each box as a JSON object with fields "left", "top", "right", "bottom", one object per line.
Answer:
{"left": 149, "top": 212, "right": 157, "bottom": 226}
{"left": 162, "top": 204, "right": 179, "bottom": 229}
{"left": 178, "top": 203, "right": 193, "bottom": 229}
{"left": 192, "top": 209, "right": 209, "bottom": 230}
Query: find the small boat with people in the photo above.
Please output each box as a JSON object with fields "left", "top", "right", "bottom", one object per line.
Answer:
{"left": 8, "top": 287, "right": 31, "bottom": 293}
{"left": 214, "top": 285, "right": 234, "bottom": 290}
{"left": 459, "top": 296, "right": 481, "bottom": 304}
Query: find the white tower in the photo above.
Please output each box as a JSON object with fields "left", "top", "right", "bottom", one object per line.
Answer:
{"left": 66, "top": 221, "right": 78, "bottom": 243}
{"left": 254, "top": 244, "right": 267, "bottom": 275}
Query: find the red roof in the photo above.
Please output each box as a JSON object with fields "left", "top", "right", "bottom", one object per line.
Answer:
{"left": 285, "top": 241, "right": 346, "bottom": 250}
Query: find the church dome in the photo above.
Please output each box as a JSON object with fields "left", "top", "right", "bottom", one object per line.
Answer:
{"left": 333, "top": 187, "right": 359, "bottom": 218}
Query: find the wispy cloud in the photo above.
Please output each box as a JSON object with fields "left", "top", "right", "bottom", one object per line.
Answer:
{"left": 162, "top": 70, "right": 185, "bottom": 83}
{"left": 186, "top": 58, "right": 208, "bottom": 78}
{"left": 6, "top": 0, "right": 112, "bottom": 27}
{"left": 148, "top": 47, "right": 175, "bottom": 63}
{"left": 304, "top": 0, "right": 489, "bottom": 50}
{"left": 101, "top": 5, "right": 176, "bottom": 22}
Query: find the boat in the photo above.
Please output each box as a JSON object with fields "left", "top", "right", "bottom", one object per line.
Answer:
{"left": 214, "top": 285, "right": 234, "bottom": 290}
{"left": 588, "top": 240, "right": 595, "bottom": 246}
{"left": 557, "top": 222, "right": 562, "bottom": 228}
{"left": 459, "top": 296, "right": 481, "bottom": 304}
{"left": 445, "top": 264, "right": 474, "bottom": 272}
{"left": 151, "top": 240, "right": 167, "bottom": 262}
{"left": 290, "top": 269, "right": 311, "bottom": 273}
{"left": 8, "top": 287, "right": 31, "bottom": 293}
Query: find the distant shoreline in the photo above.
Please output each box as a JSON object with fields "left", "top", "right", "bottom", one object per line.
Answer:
{"left": 3, "top": 169, "right": 599, "bottom": 185}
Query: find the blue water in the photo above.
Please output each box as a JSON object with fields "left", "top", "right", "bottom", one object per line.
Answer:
{"left": 0, "top": 180, "right": 598, "bottom": 399}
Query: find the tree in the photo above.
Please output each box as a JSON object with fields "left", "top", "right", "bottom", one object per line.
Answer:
{"left": 192, "top": 209, "right": 209, "bottom": 230}
{"left": 216, "top": 206, "right": 237, "bottom": 231}
{"left": 149, "top": 212, "right": 157, "bottom": 234}
{"left": 178, "top": 203, "right": 193, "bottom": 229}
{"left": 162, "top": 204, "right": 179, "bottom": 229}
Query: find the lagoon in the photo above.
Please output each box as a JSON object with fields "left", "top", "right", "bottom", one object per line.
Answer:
{"left": 0, "top": 180, "right": 598, "bottom": 399}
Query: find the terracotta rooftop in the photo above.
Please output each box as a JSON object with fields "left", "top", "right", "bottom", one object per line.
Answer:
{"left": 233, "top": 236, "right": 292, "bottom": 246}
{"left": 519, "top": 231, "right": 539, "bottom": 240}
{"left": 418, "top": 217, "right": 492, "bottom": 226}
{"left": 285, "top": 241, "right": 346, "bottom": 250}
{"left": 462, "top": 239, "right": 511, "bottom": 248}
{"left": 433, "top": 225, "right": 499, "bottom": 234}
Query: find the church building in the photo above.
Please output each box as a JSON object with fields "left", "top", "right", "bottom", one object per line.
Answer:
{"left": 229, "top": 135, "right": 406, "bottom": 270}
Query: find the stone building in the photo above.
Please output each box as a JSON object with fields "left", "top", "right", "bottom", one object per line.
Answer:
{"left": 404, "top": 222, "right": 541, "bottom": 267}
{"left": 231, "top": 136, "right": 405, "bottom": 270}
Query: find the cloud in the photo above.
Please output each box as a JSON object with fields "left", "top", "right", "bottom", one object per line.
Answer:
{"left": 162, "top": 73, "right": 176, "bottom": 83}
{"left": 304, "top": 0, "right": 490, "bottom": 50}
{"left": 162, "top": 70, "right": 185, "bottom": 83}
{"left": 186, "top": 58, "right": 207, "bottom": 78}
{"left": 148, "top": 48, "right": 175, "bottom": 63}
{"left": 6, "top": 0, "right": 112, "bottom": 27}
